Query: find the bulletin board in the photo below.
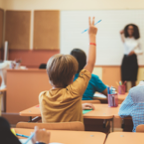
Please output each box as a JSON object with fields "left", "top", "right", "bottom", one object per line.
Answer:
{"left": 5, "top": 10, "right": 31, "bottom": 50}
{"left": 33, "top": 10, "right": 60, "bottom": 50}
{"left": 0, "top": 9, "right": 4, "bottom": 49}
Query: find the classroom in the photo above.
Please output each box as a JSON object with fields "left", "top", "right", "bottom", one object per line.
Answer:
{"left": 0, "top": 0, "right": 144, "bottom": 143}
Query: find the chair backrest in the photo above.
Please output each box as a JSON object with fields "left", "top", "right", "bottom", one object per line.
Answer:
{"left": 0, "top": 97, "right": 1, "bottom": 116}
{"left": 16, "top": 121, "right": 84, "bottom": 131}
{"left": 136, "top": 124, "right": 144, "bottom": 132}
{"left": 39, "top": 64, "right": 46, "bottom": 69}
{"left": 82, "top": 100, "right": 101, "bottom": 104}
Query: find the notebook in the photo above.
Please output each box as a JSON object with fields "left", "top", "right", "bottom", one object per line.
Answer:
{"left": 82, "top": 109, "right": 92, "bottom": 114}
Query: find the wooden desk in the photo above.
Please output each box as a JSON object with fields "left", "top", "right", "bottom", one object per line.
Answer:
{"left": 105, "top": 132, "right": 144, "bottom": 144}
{"left": 20, "top": 104, "right": 121, "bottom": 131}
{"left": 83, "top": 104, "right": 120, "bottom": 120}
{"left": 20, "top": 104, "right": 120, "bottom": 119}
{"left": 118, "top": 93, "right": 128, "bottom": 103}
{"left": 0, "top": 88, "right": 7, "bottom": 116}
{"left": 6, "top": 69, "right": 52, "bottom": 113}
{"left": 15, "top": 128, "right": 106, "bottom": 144}
{"left": 94, "top": 93, "right": 128, "bottom": 104}
{"left": 20, "top": 105, "right": 41, "bottom": 117}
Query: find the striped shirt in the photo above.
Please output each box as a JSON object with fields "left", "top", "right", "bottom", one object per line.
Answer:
{"left": 119, "top": 85, "right": 144, "bottom": 132}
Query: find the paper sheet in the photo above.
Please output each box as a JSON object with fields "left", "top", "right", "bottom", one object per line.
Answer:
{"left": 93, "top": 93, "right": 107, "bottom": 98}
{"left": 82, "top": 109, "right": 92, "bottom": 114}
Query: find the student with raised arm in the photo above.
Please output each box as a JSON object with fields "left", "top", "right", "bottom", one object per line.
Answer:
{"left": 71, "top": 48, "right": 107, "bottom": 100}
{"left": 39, "top": 17, "right": 97, "bottom": 123}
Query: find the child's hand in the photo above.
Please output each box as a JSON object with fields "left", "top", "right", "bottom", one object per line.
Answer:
{"left": 32, "top": 126, "right": 50, "bottom": 144}
{"left": 82, "top": 103, "right": 95, "bottom": 110}
{"left": 88, "top": 17, "right": 98, "bottom": 36}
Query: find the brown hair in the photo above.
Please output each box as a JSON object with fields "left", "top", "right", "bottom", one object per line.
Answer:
{"left": 47, "top": 54, "right": 78, "bottom": 88}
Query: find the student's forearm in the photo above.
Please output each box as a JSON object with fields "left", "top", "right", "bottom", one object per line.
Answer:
{"left": 84, "top": 35, "right": 96, "bottom": 73}
{"left": 102, "top": 88, "right": 108, "bottom": 96}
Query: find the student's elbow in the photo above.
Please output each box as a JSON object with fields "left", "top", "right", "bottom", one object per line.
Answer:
{"left": 84, "top": 62, "right": 95, "bottom": 73}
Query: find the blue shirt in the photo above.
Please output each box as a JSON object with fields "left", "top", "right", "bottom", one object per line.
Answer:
{"left": 74, "top": 73, "right": 107, "bottom": 100}
{"left": 119, "top": 85, "right": 144, "bottom": 132}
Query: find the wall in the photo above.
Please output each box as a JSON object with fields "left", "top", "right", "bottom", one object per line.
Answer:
{"left": 3, "top": 0, "right": 144, "bottom": 10}
{"left": 2, "top": 0, "right": 144, "bottom": 67}
{"left": 1, "top": 0, "right": 144, "bottom": 86}
{"left": 0, "top": 0, "right": 4, "bottom": 8}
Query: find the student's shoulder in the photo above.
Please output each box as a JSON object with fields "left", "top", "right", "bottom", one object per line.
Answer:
{"left": 91, "top": 74, "right": 100, "bottom": 81}
{"left": 91, "top": 73, "right": 99, "bottom": 78}
{"left": 129, "top": 86, "right": 144, "bottom": 99}
{"left": 39, "top": 91, "right": 48, "bottom": 99}
{"left": 129, "top": 85, "right": 144, "bottom": 94}
{"left": 79, "top": 69, "right": 91, "bottom": 78}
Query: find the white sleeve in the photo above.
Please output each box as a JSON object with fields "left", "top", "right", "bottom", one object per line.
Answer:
{"left": 134, "top": 41, "right": 143, "bottom": 55}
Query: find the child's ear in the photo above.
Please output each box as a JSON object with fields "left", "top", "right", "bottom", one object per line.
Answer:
{"left": 72, "top": 75, "right": 75, "bottom": 80}
{"left": 69, "top": 75, "right": 75, "bottom": 84}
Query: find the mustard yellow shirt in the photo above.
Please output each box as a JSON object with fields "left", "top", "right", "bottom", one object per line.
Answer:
{"left": 39, "top": 69, "right": 91, "bottom": 123}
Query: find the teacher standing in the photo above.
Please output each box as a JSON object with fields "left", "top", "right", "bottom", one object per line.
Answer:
{"left": 120, "top": 24, "right": 143, "bottom": 88}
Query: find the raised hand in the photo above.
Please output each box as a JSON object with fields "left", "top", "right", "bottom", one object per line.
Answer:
{"left": 88, "top": 17, "right": 98, "bottom": 36}
{"left": 120, "top": 30, "right": 124, "bottom": 34}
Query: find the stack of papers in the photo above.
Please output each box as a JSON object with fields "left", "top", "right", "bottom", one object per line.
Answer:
{"left": 93, "top": 93, "right": 107, "bottom": 98}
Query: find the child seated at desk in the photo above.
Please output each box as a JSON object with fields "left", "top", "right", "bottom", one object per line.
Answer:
{"left": 39, "top": 17, "right": 97, "bottom": 123}
{"left": 0, "top": 117, "right": 50, "bottom": 144}
{"left": 71, "top": 49, "right": 107, "bottom": 100}
{"left": 119, "top": 81, "right": 144, "bottom": 132}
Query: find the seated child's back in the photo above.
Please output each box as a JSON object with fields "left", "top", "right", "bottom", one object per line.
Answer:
{"left": 39, "top": 62, "right": 91, "bottom": 122}
{"left": 39, "top": 17, "right": 97, "bottom": 123}
{"left": 119, "top": 82, "right": 144, "bottom": 132}
{"left": 71, "top": 49, "right": 107, "bottom": 100}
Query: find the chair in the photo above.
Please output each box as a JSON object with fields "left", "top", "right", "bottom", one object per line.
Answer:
{"left": 82, "top": 100, "right": 101, "bottom": 104}
{"left": 16, "top": 121, "right": 84, "bottom": 131}
{"left": 136, "top": 124, "right": 144, "bottom": 132}
{"left": 39, "top": 64, "right": 46, "bottom": 69}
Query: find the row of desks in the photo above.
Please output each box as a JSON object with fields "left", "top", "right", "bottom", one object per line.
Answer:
{"left": 19, "top": 93, "right": 128, "bottom": 118}
{"left": 15, "top": 128, "right": 144, "bottom": 144}
{"left": 20, "top": 104, "right": 121, "bottom": 119}
{"left": 19, "top": 103, "right": 124, "bottom": 132}
{"left": 17, "top": 92, "right": 136, "bottom": 144}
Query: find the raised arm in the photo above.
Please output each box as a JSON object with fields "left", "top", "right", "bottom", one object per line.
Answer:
{"left": 120, "top": 30, "right": 125, "bottom": 43}
{"left": 84, "top": 17, "right": 98, "bottom": 73}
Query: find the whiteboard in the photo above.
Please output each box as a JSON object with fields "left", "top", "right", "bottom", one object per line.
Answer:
{"left": 60, "top": 10, "right": 144, "bottom": 65}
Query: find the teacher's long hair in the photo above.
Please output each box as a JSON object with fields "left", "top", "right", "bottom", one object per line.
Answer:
{"left": 124, "top": 24, "right": 140, "bottom": 39}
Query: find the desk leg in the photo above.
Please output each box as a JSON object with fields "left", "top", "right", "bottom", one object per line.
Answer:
{"left": 0, "top": 93, "right": 2, "bottom": 116}
{"left": 121, "top": 118, "right": 125, "bottom": 129}
{"left": 29, "top": 116, "right": 32, "bottom": 122}
{"left": 112, "top": 118, "right": 114, "bottom": 132}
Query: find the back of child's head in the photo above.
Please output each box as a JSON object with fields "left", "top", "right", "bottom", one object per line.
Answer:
{"left": 70, "top": 49, "right": 86, "bottom": 73}
{"left": 47, "top": 54, "right": 78, "bottom": 88}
